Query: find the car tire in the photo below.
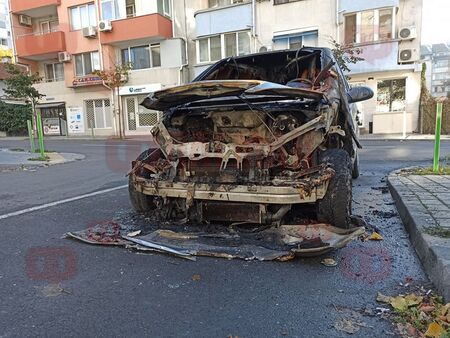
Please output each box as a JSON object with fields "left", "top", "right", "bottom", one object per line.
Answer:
{"left": 352, "top": 151, "right": 360, "bottom": 179}
{"left": 128, "top": 149, "right": 158, "bottom": 213}
{"left": 129, "top": 175, "right": 155, "bottom": 213}
{"left": 316, "top": 149, "right": 352, "bottom": 229}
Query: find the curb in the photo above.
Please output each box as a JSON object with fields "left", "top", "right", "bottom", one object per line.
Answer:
{"left": 388, "top": 173, "right": 450, "bottom": 301}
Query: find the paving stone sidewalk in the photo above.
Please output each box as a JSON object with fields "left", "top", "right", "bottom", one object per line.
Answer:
{"left": 388, "top": 173, "right": 450, "bottom": 301}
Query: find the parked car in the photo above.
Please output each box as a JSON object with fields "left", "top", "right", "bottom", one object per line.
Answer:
{"left": 129, "top": 48, "right": 373, "bottom": 228}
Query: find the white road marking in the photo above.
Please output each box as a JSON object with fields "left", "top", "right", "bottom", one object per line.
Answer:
{"left": 0, "top": 185, "right": 128, "bottom": 220}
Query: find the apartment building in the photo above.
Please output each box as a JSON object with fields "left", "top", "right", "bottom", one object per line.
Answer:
{"left": 188, "top": 0, "right": 423, "bottom": 135}
{"left": 421, "top": 44, "right": 450, "bottom": 98}
{"left": 0, "top": 0, "right": 12, "bottom": 96}
{"left": 10, "top": 0, "right": 188, "bottom": 137}
{"left": 339, "top": 0, "right": 423, "bottom": 134}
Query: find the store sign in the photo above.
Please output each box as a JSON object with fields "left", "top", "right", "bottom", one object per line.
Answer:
{"left": 67, "top": 107, "right": 85, "bottom": 134}
{"left": 42, "top": 118, "right": 60, "bottom": 136}
{"left": 119, "top": 83, "right": 162, "bottom": 96}
{"left": 72, "top": 76, "right": 103, "bottom": 87}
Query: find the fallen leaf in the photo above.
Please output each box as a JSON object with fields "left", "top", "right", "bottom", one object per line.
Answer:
{"left": 376, "top": 292, "right": 392, "bottom": 304}
{"left": 321, "top": 258, "right": 337, "bottom": 267}
{"left": 127, "top": 230, "right": 141, "bottom": 237}
{"left": 424, "top": 322, "right": 445, "bottom": 338}
{"left": 441, "top": 303, "right": 450, "bottom": 316}
{"left": 369, "top": 232, "right": 383, "bottom": 241}
{"left": 390, "top": 296, "right": 408, "bottom": 311}
{"left": 191, "top": 274, "right": 201, "bottom": 281}
{"left": 404, "top": 294, "right": 423, "bottom": 307}
{"left": 420, "top": 305, "right": 436, "bottom": 313}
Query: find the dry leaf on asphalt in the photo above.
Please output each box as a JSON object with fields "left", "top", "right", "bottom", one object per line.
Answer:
{"left": 191, "top": 274, "right": 201, "bottom": 281}
{"left": 424, "top": 322, "right": 445, "bottom": 338}
{"left": 321, "top": 258, "right": 337, "bottom": 267}
{"left": 376, "top": 292, "right": 392, "bottom": 304}
{"left": 369, "top": 232, "right": 384, "bottom": 241}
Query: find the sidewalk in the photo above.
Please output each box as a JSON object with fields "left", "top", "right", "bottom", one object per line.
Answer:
{"left": 0, "top": 148, "right": 84, "bottom": 171}
{"left": 388, "top": 172, "right": 450, "bottom": 301}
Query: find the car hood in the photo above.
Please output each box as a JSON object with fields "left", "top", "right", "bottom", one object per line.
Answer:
{"left": 140, "top": 80, "right": 325, "bottom": 111}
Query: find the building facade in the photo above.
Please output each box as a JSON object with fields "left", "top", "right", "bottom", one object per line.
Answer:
{"left": 10, "top": 0, "right": 188, "bottom": 137}
{"left": 421, "top": 44, "right": 450, "bottom": 98}
{"left": 10, "top": 0, "right": 424, "bottom": 136}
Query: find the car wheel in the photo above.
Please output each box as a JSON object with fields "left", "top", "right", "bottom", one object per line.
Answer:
{"left": 128, "top": 175, "right": 155, "bottom": 213}
{"left": 316, "top": 149, "right": 352, "bottom": 229}
{"left": 352, "top": 151, "right": 360, "bottom": 179}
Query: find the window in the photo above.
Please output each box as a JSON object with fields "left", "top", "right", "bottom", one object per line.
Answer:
{"left": 74, "top": 51, "right": 100, "bottom": 76}
{"left": 377, "top": 79, "right": 406, "bottom": 113}
{"left": 40, "top": 20, "right": 58, "bottom": 34}
{"left": 378, "top": 9, "right": 393, "bottom": 40}
{"left": 0, "top": 38, "right": 7, "bottom": 46}
{"left": 161, "top": 0, "right": 171, "bottom": 16}
{"left": 197, "top": 31, "right": 251, "bottom": 63}
{"left": 273, "top": 31, "right": 318, "bottom": 50}
{"left": 70, "top": 3, "right": 96, "bottom": 30}
{"left": 85, "top": 99, "right": 112, "bottom": 129}
{"left": 126, "top": 0, "right": 135, "bottom": 18}
{"left": 45, "top": 63, "right": 64, "bottom": 82}
{"left": 101, "top": 0, "right": 117, "bottom": 20}
{"left": 121, "top": 44, "right": 161, "bottom": 70}
{"left": 274, "top": 0, "right": 301, "bottom": 4}
{"left": 345, "top": 15, "right": 357, "bottom": 44}
{"left": 208, "top": 0, "right": 244, "bottom": 8}
{"left": 345, "top": 8, "right": 395, "bottom": 45}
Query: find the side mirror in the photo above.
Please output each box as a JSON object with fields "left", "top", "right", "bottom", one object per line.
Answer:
{"left": 347, "top": 86, "right": 374, "bottom": 103}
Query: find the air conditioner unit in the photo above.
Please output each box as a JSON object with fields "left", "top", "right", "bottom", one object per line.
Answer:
{"left": 19, "top": 14, "right": 31, "bottom": 26}
{"left": 98, "top": 20, "right": 112, "bottom": 32}
{"left": 58, "top": 52, "right": 71, "bottom": 63}
{"left": 398, "top": 26, "right": 417, "bottom": 40}
{"left": 259, "top": 45, "right": 273, "bottom": 53}
{"left": 398, "top": 48, "right": 419, "bottom": 64}
{"left": 82, "top": 26, "right": 97, "bottom": 38}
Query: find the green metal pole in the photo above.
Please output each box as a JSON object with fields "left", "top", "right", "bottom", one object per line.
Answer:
{"left": 27, "top": 120, "right": 35, "bottom": 154}
{"left": 36, "top": 112, "right": 45, "bottom": 157}
{"left": 433, "top": 102, "right": 443, "bottom": 173}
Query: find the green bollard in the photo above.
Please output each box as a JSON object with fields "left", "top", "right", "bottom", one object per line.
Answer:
{"left": 433, "top": 102, "right": 443, "bottom": 173}
{"left": 27, "top": 120, "right": 35, "bottom": 154}
{"left": 36, "top": 113, "right": 45, "bottom": 158}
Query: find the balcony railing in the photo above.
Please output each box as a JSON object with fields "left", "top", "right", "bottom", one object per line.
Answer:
{"left": 15, "top": 31, "right": 65, "bottom": 59}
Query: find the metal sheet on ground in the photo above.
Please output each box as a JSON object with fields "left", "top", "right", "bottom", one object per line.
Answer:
{"left": 66, "top": 221, "right": 365, "bottom": 261}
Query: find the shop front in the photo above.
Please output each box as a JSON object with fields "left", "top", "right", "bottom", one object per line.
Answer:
{"left": 120, "top": 84, "right": 162, "bottom": 136}
{"left": 37, "top": 102, "right": 67, "bottom": 136}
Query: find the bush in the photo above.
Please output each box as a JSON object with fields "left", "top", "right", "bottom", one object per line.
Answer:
{"left": 0, "top": 101, "right": 32, "bottom": 136}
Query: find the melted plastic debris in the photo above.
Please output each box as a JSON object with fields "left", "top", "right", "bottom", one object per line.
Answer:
{"left": 66, "top": 219, "right": 365, "bottom": 261}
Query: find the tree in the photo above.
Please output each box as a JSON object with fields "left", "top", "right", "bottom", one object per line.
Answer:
{"left": 93, "top": 63, "right": 132, "bottom": 139}
{"left": 330, "top": 39, "right": 364, "bottom": 73}
{"left": 3, "top": 63, "right": 44, "bottom": 132}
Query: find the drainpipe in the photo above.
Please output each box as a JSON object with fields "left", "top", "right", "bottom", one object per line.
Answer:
{"left": 7, "top": 0, "right": 17, "bottom": 64}
{"left": 251, "top": 0, "right": 256, "bottom": 52}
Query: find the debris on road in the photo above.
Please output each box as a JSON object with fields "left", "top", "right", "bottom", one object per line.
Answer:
{"left": 321, "top": 258, "right": 337, "bottom": 267}
{"left": 66, "top": 220, "right": 365, "bottom": 261}
{"left": 369, "top": 232, "right": 384, "bottom": 241}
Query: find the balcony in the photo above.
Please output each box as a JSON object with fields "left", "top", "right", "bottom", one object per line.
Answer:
{"left": 194, "top": 2, "right": 252, "bottom": 37}
{"left": 15, "top": 31, "right": 65, "bottom": 60}
{"left": 339, "top": 0, "right": 398, "bottom": 13}
{"left": 10, "top": 0, "right": 60, "bottom": 15}
{"left": 100, "top": 13, "right": 172, "bottom": 45}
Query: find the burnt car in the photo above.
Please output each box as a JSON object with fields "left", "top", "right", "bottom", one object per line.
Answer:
{"left": 129, "top": 48, "right": 373, "bottom": 229}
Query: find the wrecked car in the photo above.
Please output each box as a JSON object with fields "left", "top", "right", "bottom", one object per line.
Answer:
{"left": 129, "top": 48, "right": 373, "bottom": 229}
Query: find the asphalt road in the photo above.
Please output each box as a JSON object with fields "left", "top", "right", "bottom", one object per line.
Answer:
{"left": 1, "top": 138, "right": 450, "bottom": 337}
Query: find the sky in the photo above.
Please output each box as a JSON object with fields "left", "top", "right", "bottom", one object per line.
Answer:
{"left": 421, "top": 0, "right": 450, "bottom": 44}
